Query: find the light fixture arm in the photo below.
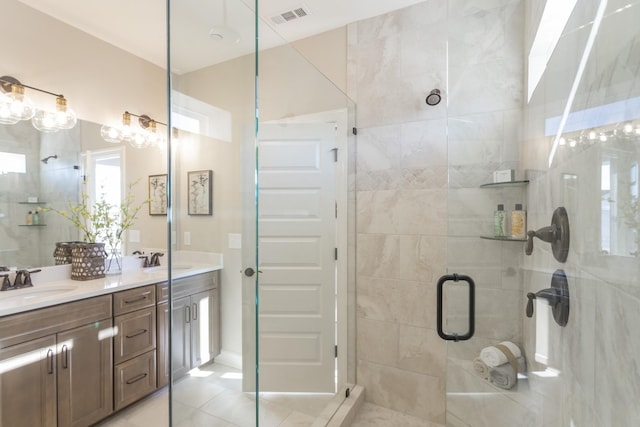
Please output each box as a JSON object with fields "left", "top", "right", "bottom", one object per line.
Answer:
{"left": 124, "top": 111, "right": 167, "bottom": 128}
{"left": 0, "top": 76, "right": 65, "bottom": 99}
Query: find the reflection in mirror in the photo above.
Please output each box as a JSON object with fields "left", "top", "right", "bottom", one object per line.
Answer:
{"left": 601, "top": 149, "right": 639, "bottom": 256}
{"left": 0, "top": 120, "right": 81, "bottom": 268}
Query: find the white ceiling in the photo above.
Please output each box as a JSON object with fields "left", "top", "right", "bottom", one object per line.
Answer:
{"left": 17, "top": 0, "right": 425, "bottom": 74}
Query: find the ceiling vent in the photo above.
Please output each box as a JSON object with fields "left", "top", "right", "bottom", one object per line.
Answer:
{"left": 270, "top": 5, "right": 311, "bottom": 25}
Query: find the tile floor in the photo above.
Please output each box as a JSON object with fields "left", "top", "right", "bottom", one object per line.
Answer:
{"left": 350, "top": 403, "right": 444, "bottom": 427}
{"left": 96, "top": 363, "right": 335, "bottom": 427}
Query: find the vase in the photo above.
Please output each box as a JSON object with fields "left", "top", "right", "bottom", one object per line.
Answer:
{"left": 105, "top": 241, "right": 123, "bottom": 275}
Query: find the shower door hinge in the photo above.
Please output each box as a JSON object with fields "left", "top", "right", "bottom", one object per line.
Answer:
{"left": 334, "top": 248, "right": 338, "bottom": 260}
{"left": 335, "top": 345, "right": 338, "bottom": 358}
{"left": 330, "top": 147, "right": 338, "bottom": 162}
{"left": 352, "top": 127, "right": 358, "bottom": 135}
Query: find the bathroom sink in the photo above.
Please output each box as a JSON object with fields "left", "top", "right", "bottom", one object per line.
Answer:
{"left": 0, "top": 284, "right": 79, "bottom": 305}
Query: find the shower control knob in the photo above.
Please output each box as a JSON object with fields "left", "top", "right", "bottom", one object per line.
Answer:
{"left": 244, "top": 267, "right": 256, "bottom": 277}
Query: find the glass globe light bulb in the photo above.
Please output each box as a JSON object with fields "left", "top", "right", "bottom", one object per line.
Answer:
{"left": 129, "top": 131, "right": 149, "bottom": 149}
{"left": 53, "top": 97, "right": 77, "bottom": 130}
{"left": 100, "top": 125, "right": 122, "bottom": 143}
{"left": 8, "top": 84, "right": 35, "bottom": 121}
{"left": 0, "top": 93, "right": 18, "bottom": 124}
{"left": 32, "top": 110, "right": 59, "bottom": 133}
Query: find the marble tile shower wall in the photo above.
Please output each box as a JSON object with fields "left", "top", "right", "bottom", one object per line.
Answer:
{"left": 522, "top": 1, "right": 640, "bottom": 426}
{"left": 349, "top": 0, "right": 524, "bottom": 424}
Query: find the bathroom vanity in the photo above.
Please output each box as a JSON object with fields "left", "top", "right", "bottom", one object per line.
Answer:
{"left": 0, "top": 264, "right": 221, "bottom": 427}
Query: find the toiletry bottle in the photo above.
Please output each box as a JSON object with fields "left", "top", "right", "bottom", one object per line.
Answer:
{"left": 494, "top": 204, "right": 506, "bottom": 237}
{"left": 32, "top": 210, "right": 39, "bottom": 225}
{"left": 26, "top": 211, "right": 33, "bottom": 225}
{"left": 511, "top": 204, "right": 526, "bottom": 239}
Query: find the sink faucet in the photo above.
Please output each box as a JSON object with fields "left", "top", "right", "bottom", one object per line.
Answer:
{"left": 139, "top": 255, "right": 150, "bottom": 267}
{"left": 149, "top": 252, "right": 164, "bottom": 267}
{"left": 0, "top": 274, "right": 11, "bottom": 291}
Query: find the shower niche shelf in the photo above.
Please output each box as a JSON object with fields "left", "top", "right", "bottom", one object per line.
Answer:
{"left": 480, "top": 235, "right": 526, "bottom": 242}
{"left": 18, "top": 201, "right": 47, "bottom": 204}
{"left": 479, "top": 179, "right": 529, "bottom": 241}
{"left": 479, "top": 180, "right": 529, "bottom": 188}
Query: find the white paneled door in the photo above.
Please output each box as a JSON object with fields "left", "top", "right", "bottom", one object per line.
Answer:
{"left": 257, "top": 123, "right": 337, "bottom": 392}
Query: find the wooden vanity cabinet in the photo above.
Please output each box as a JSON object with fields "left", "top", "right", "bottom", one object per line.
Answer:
{"left": 0, "top": 295, "right": 113, "bottom": 427}
{"left": 156, "top": 271, "right": 220, "bottom": 383}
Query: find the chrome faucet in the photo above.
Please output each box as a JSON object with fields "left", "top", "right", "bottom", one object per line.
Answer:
{"left": 149, "top": 252, "right": 164, "bottom": 267}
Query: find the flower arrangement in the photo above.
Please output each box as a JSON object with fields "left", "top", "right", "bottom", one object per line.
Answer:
{"left": 41, "top": 180, "right": 148, "bottom": 248}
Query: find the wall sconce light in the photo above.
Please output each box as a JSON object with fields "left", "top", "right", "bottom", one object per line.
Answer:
{"left": 101, "top": 111, "right": 177, "bottom": 149}
{"left": 0, "top": 76, "right": 76, "bottom": 132}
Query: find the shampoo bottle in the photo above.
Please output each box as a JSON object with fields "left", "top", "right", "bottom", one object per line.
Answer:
{"left": 32, "top": 211, "right": 39, "bottom": 225}
{"left": 494, "top": 204, "right": 506, "bottom": 237}
{"left": 511, "top": 204, "right": 527, "bottom": 239}
{"left": 26, "top": 211, "right": 33, "bottom": 225}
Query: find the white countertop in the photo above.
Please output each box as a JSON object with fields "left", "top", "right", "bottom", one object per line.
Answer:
{"left": 0, "top": 253, "right": 223, "bottom": 317}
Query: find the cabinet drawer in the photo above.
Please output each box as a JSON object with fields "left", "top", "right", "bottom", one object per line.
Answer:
{"left": 113, "top": 285, "right": 156, "bottom": 316}
{"left": 156, "top": 282, "right": 168, "bottom": 304}
{"left": 114, "top": 306, "right": 156, "bottom": 364}
{"left": 114, "top": 350, "right": 157, "bottom": 411}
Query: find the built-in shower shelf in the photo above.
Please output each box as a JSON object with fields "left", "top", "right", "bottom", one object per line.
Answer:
{"left": 479, "top": 180, "right": 529, "bottom": 188}
{"left": 18, "top": 201, "right": 47, "bottom": 204}
{"left": 19, "top": 224, "right": 46, "bottom": 227}
{"left": 480, "top": 235, "right": 526, "bottom": 242}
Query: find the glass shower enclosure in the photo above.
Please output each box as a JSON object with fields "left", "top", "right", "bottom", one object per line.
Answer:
{"left": 168, "top": 0, "right": 356, "bottom": 425}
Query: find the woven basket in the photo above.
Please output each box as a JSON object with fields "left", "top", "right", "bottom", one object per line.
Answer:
{"left": 70, "top": 243, "right": 106, "bottom": 281}
{"left": 53, "top": 241, "right": 84, "bottom": 265}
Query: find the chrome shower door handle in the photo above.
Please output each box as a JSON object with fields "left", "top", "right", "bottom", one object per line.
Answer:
{"left": 436, "top": 274, "right": 475, "bottom": 341}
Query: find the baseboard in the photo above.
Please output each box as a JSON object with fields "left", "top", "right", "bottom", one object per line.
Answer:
{"left": 214, "top": 350, "right": 242, "bottom": 370}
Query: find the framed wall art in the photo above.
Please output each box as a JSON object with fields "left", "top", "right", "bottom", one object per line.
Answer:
{"left": 148, "top": 174, "right": 167, "bottom": 215}
{"left": 188, "top": 170, "right": 213, "bottom": 215}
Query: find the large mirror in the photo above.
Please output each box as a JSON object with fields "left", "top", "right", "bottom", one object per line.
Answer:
{"left": 0, "top": 0, "right": 169, "bottom": 269}
{"left": 0, "top": 118, "right": 167, "bottom": 268}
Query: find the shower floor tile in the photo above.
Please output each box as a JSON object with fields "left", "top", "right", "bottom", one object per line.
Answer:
{"left": 351, "top": 402, "right": 445, "bottom": 427}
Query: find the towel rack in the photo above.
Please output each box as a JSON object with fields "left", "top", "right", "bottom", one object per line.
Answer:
{"left": 436, "top": 274, "right": 475, "bottom": 341}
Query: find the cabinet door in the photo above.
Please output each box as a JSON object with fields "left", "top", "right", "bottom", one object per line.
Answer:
{"left": 0, "top": 335, "right": 57, "bottom": 427}
{"left": 156, "top": 301, "right": 169, "bottom": 388}
{"left": 190, "top": 290, "right": 217, "bottom": 369}
{"left": 57, "top": 319, "right": 113, "bottom": 427}
{"left": 171, "top": 296, "right": 191, "bottom": 379}
{"left": 210, "top": 286, "right": 220, "bottom": 358}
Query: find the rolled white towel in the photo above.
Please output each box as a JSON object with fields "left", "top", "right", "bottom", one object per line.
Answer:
{"left": 473, "top": 357, "right": 490, "bottom": 380}
{"left": 489, "top": 356, "right": 526, "bottom": 390}
{"left": 479, "top": 341, "right": 522, "bottom": 367}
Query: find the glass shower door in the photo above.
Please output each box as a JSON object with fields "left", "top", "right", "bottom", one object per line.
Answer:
{"left": 442, "top": 0, "right": 535, "bottom": 425}
{"left": 444, "top": 0, "right": 640, "bottom": 426}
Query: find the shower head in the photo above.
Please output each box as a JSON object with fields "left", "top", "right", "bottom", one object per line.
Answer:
{"left": 426, "top": 89, "right": 442, "bottom": 106}
{"left": 41, "top": 155, "right": 57, "bottom": 164}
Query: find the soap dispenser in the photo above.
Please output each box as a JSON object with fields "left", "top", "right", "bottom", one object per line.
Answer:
{"left": 511, "top": 204, "right": 526, "bottom": 239}
{"left": 494, "top": 204, "right": 506, "bottom": 237}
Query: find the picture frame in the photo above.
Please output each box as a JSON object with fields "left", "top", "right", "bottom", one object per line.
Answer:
{"left": 188, "top": 170, "right": 213, "bottom": 216}
{"left": 148, "top": 174, "right": 168, "bottom": 215}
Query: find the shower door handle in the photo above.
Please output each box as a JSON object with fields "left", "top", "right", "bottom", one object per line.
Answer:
{"left": 436, "top": 274, "right": 475, "bottom": 341}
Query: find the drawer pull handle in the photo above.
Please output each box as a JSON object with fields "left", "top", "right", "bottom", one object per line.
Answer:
{"left": 124, "top": 293, "right": 150, "bottom": 304}
{"left": 126, "top": 373, "right": 148, "bottom": 385}
{"left": 125, "top": 329, "right": 148, "bottom": 339}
